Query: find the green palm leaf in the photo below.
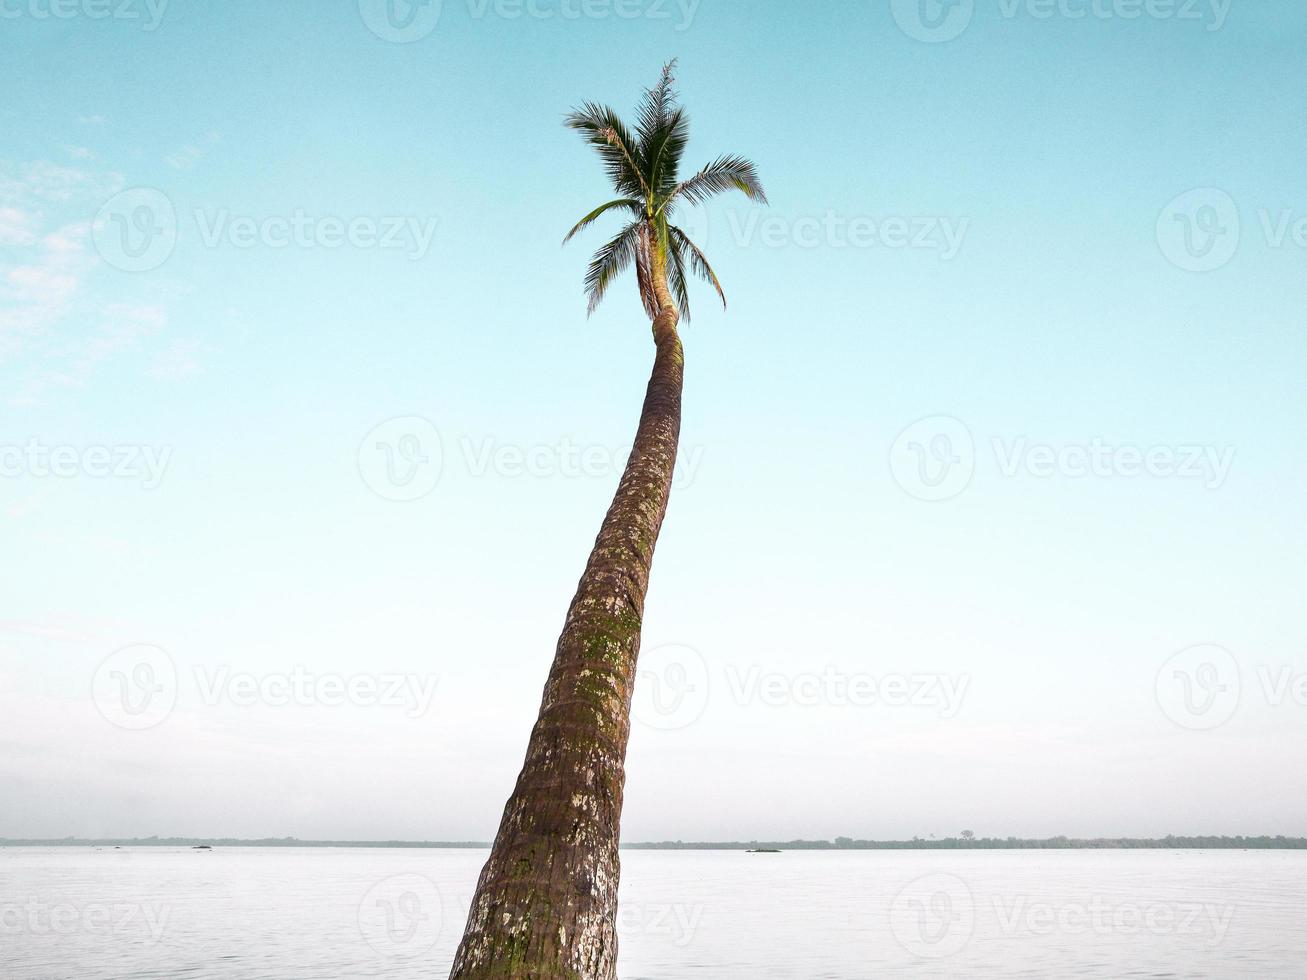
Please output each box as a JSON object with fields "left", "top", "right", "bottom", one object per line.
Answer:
{"left": 636, "top": 60, "right": 679, "bottom": 148}
{"left": 669, "top": 224, "right": 726, "bottom": 310}
{"left": 636, "top": 61, "right": 689, "bottom": 197}
{"left": 666, "top": 231, "right": 693, "bottom": 322}
{"left": 644, "top": 108, "right": 690, "bottom": 199}
{"left": 667, "top": 155, "right": 768, "bottom": 209}
{"left": 563, "top": 198, "right": 643, "bottom": 245}
{"left": 583, "top": 222, "right": 641, "bottom": 316}
{"left": 584, "top": 222, "right": 657, "bottom": 318}
{"left": 564, "top": 103, "right": 651, "bottom": 201}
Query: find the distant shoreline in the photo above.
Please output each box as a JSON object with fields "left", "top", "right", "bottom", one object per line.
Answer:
{"left": 4, "top": 835, "right": 1305, "bottom": 850}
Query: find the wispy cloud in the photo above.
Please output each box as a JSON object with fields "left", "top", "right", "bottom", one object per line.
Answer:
{"left": 148, "top": 337, "right": 204, "bottom": 380}
{"left": 14, "top": 298, "right": 170, "bottom": 405}
{"left": 0, "top": 206, "right": 37, "bottom": 246}
{"left": 165, "top": 144, "right": 202, "bottom": 170}
{"left": 165, "top": 131, "right": 221, "bottom": 170}
{"left": 80, "top": 301, "right": 167, "bottom": 363}
{"left": 1, "top": 158, "right": 178, "bottom": 406}
{"left": 0, "top": 159, "right": 122, "bottom": 205}
{"left": 0, "top": 221, "right": 92, "bottom": 346}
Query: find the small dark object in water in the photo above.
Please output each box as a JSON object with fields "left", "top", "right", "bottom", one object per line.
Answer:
{"left": 192, "top": 845, "right": 212, "bottom": 850}
{"left": 747, "top": 848, "right": 782, "bottom": 853}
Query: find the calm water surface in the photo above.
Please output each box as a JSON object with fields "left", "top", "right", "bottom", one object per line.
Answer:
{"left": 2, "top": 847, "right": 1304, "bottom": 978}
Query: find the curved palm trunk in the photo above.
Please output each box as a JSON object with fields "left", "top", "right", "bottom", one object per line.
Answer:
{"left": 449, "top": 287, "right": 683, "bottom": 979}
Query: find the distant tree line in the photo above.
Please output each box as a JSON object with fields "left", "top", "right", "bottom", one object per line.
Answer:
{"left": 5, "top": 834, "right": 1305, "bottom": 850}
{"left": 625, "top": 835, "right": 1307, "bottom": 850}
{"left": 0, "top": 837, "right": 487, "bottom": 849}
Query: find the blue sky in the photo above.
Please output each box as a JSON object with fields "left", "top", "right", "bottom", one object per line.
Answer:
{"left": 2, "top": 0, "right": 1305, "bottom": 841}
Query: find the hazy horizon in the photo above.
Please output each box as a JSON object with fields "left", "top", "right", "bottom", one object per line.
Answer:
{"left": 6, "top": 833, "right": 1306, "bottom": 847}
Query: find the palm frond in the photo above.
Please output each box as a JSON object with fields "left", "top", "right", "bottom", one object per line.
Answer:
{"left": 633, "top": 222, "right": 658, "bottom": 319}
{"left": 666, "top": 231, "right": 692, "bottom": 322}
{"left": 666, "top": 155, "right": 768, "bottom": 209}
{"left": 636, "top": 59, "right": 679, "bottom": 148}
{"left": 644, "top": 108, "right": 690, "bottom": 199}
{"left": 636, "top": 61, "right": 688, "bottom": 195}
{"left": 584, "top": 221, "right": 657, "bottom": 317}
{"left": 564, "top": 103, "right": 651, "bottom": 200}
{"left": 669, "top": 224, "right": 726, "bottom": 310}
{"left": 562, "top": 198, "right": 643, "bottom": 245}
{"left": 584, "top": 221, "right": 642, "bottom": 316}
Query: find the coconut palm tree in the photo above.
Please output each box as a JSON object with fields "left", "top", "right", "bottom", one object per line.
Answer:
{"left": 449, "top": 62, "right": 766, "bottom": 980}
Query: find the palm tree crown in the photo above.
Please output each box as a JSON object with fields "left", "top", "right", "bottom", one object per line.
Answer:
{"left": 563, "top": 61, "right": 767, "bottom": 321}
